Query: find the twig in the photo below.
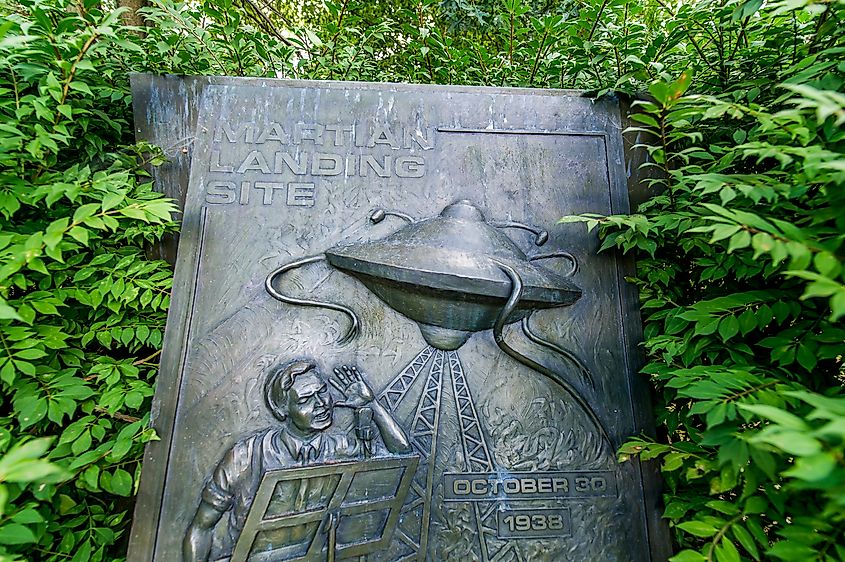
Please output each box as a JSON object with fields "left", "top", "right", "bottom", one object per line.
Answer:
{"left": 587, "top": 0, "right": 609, "bottom": 42}
{"left": 237, "top": 0, "right": 292, "bottom": 46}
{"left": 94, "top": 406, "right": 140, "bottom": 423}
{"left": 133, "top": 348, "right": 162, "bottom": 366}
{"left": 529, "top": 27, "right": 551, "bottom": 85}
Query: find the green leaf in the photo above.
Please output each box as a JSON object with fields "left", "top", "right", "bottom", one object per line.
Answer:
{"left": 715, "top": 538, "right": 741, "bottom": 562}
{"left": 737, "top": 309, "right": 757, "bottom": 335}
{"left": 669, "top": 551, "right": 706, "bottom": 562}
{"left": 727, "top": 230, "right": 751, "bottom": 253}
{"left": 784, "top": 453, "right": 836, "bottom": 482}
{"left": 695, "top": 316, "right": 721, "bottom": 336}
{"left": 663, "top": 452, "right": 686, "bottom": 471}
{"left": 72, "top": 203, "right": 100, "bottom": 223}
{"left": 752, "top": 429, "right": 821, "bottom": 456}
{"left": 109, "top": 438, "right": 132, "bottom": 461}
{"left": 743, "top": 496, "right": 768, "bottom": 515}
{"left": 71, "top": 429, "right": 92, "bottom": 456}
{"left": 0, "top": 523, "right": 36, "bottom": 544}
{"left": 813, "top": 251, "right": 841, "bottom": 277}
{"left": 110, "top": 468, "right": 132, "bottom": 496}
{"left": 14, "top": 348, "right": 46, "bottom": 360}
{"left": 706, "top": 500, "right": 739, "bottom": 516}
{"left": 731, "top": 524, "right": 760, "bottom": 560}
{"left": 120, "top": 326, "right": 134, "bottom": 345}
{"left": 125, "top": 390, "right": 143, "bottom": 409}
{"left": 82, "top": 464, "right": 99, "bottom": 489}
{"left": 630, "top": 113, "right": 659, "bottom": 128}
{"left": 0, "top": 438, "right": 62, "bottom": 483}
{"left": 118, "top": 207, "right": 147, "bottom": 220}
{"left": 768, "top": 541, "right": 817, "bottom": 561}
{"left": 16, "top": 396, "right": 47, "bottom": 429}
{"left": 68, "top": 81, "right": 93, "bottom": 95}
{"left": 70, "top": 539, "right": 92, "bottom": 562}
{"left": 12, "top": 508, "right": 43, "bottom": 524}
{"left": 739, "top": 404, "right": 808, "bottom": 430}
{"left": 0, "top": 361, "right": 15, "bottom": 385}
{"left": 677, "top": 521, "right": 718, "bottom": 538}
{"left": 710, "top": 225, "right": 740, "bottom": 243}
{"left": 831, "top": 290, "right": 845, "bottom": 321}
{"left": 663, "top": 502, "right": 690, "bottom": 519}
{"left": 68, "top": 226, "right": 89, "bottom": 245}
{"left": 101, "top": 191, "right": 125, "bottom": 212}
{"left": 0, "top": 300, "right": 22, "bottom": 321}
{"left": 718, "top": 316, "right": 739, "bottom": 340}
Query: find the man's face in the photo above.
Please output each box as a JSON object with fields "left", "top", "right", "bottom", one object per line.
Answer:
{"left": 287, "top": 372, "right": 333, "bottom": 432}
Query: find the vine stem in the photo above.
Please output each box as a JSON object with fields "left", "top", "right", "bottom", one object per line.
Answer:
{"left": 587, "top": 0, "right": 609, "bottom": 42}
{"left": 60, "top": 33, "right": 98, "bottom": 105}
{"left": 327, "top": 0, "right": 351, "bottom": 77}
{"left": 133, "top": 348, "right": 162, "bottom": 366}
{"left": 658, "top": 107, "right": 676, "bottom": 210}
{"left": 94, "top": 406, "right": 140, "bottom": 423}
{"left": 529, "top": 27, "right": 550, "bottom": 85}
{"left": 706, "top": 514, "right": 743, "bottom": 562}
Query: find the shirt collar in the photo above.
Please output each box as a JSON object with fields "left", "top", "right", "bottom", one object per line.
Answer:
{"left": 279, "top": 426, "right": 323, "bottom": 463}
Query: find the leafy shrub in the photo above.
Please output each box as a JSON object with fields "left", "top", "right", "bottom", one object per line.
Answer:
{"left": 0, "top": 0, "right": 842, "bottom": 560}
{"left": 0, "top": 2, "right": 177, "bottom": 560}
{"left": 570, "top": 44, "right": 844, "bottom": 562}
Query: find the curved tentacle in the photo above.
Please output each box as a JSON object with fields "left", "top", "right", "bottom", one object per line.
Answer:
{"left": 265, "top": 255, "right": 360, "bottom": 345}
{"left": 370, "top": 209, "right": 416, "bottom": 224}
{"left": 521, "top": 317, "right": 595, "bottom": 389}
{"left": 528, "top": 250, "right": 578, "bottom": 277}
{"left": 492, "top": 261, "right": 614, "bottom": 451}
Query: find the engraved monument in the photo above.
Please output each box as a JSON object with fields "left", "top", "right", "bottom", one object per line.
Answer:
{"left": 128, "top": 77, "right": 669, "bottom": 561}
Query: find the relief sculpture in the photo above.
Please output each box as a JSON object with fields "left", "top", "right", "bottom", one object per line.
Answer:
{"left": 128, "top": 79, "right": 667, "bottom": 562}
{"left": 184, "top": 361, "right": 416, "bottom": 561}
{"left": 253, "top": 200, "right": 619, "bottom": 561}
{"left": 266, "top": 199, "right": 610, "bottom": 448}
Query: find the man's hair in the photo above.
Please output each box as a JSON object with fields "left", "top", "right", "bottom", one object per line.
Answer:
{"left": 264, "top": 360, "right": 317, "bottom": 421}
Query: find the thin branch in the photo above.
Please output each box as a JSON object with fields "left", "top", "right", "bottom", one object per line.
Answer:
{"left": 133, "top": 349, "right": 162, "bottom": 366}
{"left": 93, "top": 406, "right": 140, "bottom": 424}
{"left": 587, "top": 0, "right": 609, "bottom": 42}
{"left": 237, "top": 0, "right": 292, "bottom": 46}
{"left": 529, "top": 27, "right": 551, "bottom": 85}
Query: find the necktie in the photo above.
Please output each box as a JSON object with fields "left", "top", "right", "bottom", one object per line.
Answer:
{"left": 298, "top": 444, "right": 318, "bottom": 464}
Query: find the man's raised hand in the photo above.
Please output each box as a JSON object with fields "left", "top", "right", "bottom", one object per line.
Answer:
{"left": 330, "top": 365, "right": 375, "bottom": 408}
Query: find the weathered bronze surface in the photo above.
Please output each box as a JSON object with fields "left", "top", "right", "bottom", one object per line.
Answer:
{"left": 128, "top": 76, "right": 670, "bottom": 561}
{"left": 266, "top": 199, "right": 582, "bottom": 349}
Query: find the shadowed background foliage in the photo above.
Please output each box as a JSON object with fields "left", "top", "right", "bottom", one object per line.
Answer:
{"left": 0, "top": 0, "right": 842, "bottom": 560}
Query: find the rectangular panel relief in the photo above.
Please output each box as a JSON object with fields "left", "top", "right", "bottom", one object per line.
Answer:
{"left": 130, "top": 80, "right": 663, "bottom": 562}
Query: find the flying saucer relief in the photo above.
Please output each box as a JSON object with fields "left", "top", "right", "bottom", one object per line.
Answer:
{"left": 266, "top": 200, "right": 581, "bottom": 348}
{"left": 265, "top": 200, "right": 612, "bottom": 449}
{"left": 324, "top": 199, "right": 581, "bottom": 350}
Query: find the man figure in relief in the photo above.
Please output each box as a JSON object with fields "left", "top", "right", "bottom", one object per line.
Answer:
{"left": 183, "top": 360, "right": 411, "bottom": 561}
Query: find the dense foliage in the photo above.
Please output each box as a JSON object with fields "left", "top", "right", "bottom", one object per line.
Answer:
{"left": 0, "top": 0, "right": 841, "bottom": 560}
{"left": 0, "top": 3, "right": 179, "bottom": 560}
{"left": 587, "top": 67, "right": 845, "bottom": 561}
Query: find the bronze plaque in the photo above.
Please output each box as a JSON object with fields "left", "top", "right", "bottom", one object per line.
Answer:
{"left": 128, "top": 77, "right": 668, "bottom": 561}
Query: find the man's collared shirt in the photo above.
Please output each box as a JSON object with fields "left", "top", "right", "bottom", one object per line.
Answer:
{"left": 202, "top": 425, "right": 360, "bottom": 560}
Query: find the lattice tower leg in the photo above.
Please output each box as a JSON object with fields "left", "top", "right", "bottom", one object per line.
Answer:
{"left": 447, "top": 351, "right": 521, "bottom": 562}
{"left": 378, "top": 346, "right": 435, "bottom": 413}
{"left": 385, "top": 349, "right": 445, "bottom": 561}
